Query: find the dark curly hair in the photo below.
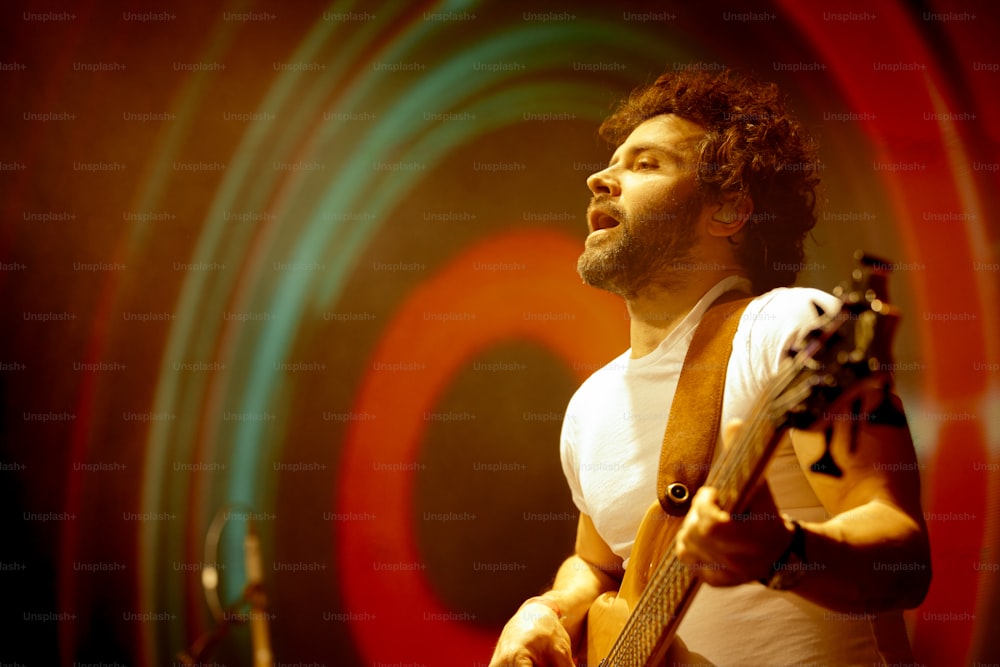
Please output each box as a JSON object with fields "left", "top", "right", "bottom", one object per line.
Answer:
{"left": 598, "top": 68, "right": 820, "bottom": 294}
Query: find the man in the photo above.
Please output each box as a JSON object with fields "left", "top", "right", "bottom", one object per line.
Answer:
{"left": 489, "top": 69, "right": 931, "bottom": 666}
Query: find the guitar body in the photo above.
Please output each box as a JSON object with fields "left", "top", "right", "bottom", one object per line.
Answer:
{"left": 584, "top": 502, "right": 690, "bottom": 667}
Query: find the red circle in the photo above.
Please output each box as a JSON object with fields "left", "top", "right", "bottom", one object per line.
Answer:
{"left": 336, "top": 229, "right": 626, "bottom": 665}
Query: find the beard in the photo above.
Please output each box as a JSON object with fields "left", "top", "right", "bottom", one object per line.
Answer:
{"left": 577, "top": 191, "right": 702, "bottom": 299}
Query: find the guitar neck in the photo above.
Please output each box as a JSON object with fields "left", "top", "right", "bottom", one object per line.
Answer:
{"left": 599, "top": 356, "right": 804, "bottom": 666}
{"left": 706, "top": 354, "right": 807, "bottom": 514}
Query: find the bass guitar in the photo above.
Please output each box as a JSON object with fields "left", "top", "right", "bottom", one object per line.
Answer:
{"left": 584, "top": 252, "right": 903, "bottom": 666}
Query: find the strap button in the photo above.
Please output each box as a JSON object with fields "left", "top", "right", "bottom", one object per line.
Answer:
{"left": 667, "top": 483, "right": 689, "bottom": 503}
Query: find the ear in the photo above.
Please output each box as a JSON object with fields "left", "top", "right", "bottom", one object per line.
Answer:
{"left": 707, "top": 191, "right": 753, "bottom": 238}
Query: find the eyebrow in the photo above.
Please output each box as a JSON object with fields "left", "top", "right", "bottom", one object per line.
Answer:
{"left": 608, "top": 144, "right": 686, "bottom": 167}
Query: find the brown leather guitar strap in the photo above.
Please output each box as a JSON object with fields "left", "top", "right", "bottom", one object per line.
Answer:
{"left": 656, "top": 291, "right": 752, "bottom": 517}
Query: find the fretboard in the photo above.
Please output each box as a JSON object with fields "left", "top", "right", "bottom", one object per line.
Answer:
{"left": 598, "top": 352, "right": 810, "bottom": 666}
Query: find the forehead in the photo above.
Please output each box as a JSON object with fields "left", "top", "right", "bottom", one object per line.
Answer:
{"left": 613, "top": 114, "right": 704, "bottom": 159}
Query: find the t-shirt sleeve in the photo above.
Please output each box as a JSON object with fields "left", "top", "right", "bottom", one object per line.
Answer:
{"left": 559, "top": 393, "right": 589, "bottom": 517}
{"left": 739, "top": 287, "right": 843, "bottom": 396}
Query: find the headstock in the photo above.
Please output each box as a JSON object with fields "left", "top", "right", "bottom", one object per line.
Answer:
{"left": 778, "top": 251, "right": 904, "bottom": 477}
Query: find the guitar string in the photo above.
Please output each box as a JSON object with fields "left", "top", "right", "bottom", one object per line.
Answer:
{"left": 601, "top": 341, "right": 819, "bottom": 665}
{"left": 602, "top": 306, "right": 859, "bottom": 665}
{"left": 606, "top": 398, "right": 786, "bottom": 664}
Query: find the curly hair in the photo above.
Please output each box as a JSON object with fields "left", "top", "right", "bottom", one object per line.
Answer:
{"left": 598, "top": 68, "right": 820, "bottom": 293}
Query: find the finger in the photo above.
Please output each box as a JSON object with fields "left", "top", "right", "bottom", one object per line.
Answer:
{"left": 488, "top": 651, "right": 535, "bottom": 667}
{"left": 677, "top": 523, "right": 743, "bottom": 585}
{"left": 676, "top": 496, "right": 720, "bottom": 564}
{"left": 549, "top": 643, "right": 577, "bottom": 667}
{"left": 691, "top": 486, "right": 729, "bottom": 525}
{"left": 678, "top": 517, "right": 739, "bottom": 576}
{"left": 540, "top": 626, "right": 576, "bottom": 667}
{"left": 679, "top": 488, "right": 744, "bottom": 582}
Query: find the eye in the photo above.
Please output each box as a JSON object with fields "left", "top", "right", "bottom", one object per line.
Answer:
{"left": 635, "top": 158, "right": 657, "bottom": 170}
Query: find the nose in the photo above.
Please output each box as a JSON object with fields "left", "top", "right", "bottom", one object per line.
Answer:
{"left": 587, "top": 166, "right": 620, "bottom": 196}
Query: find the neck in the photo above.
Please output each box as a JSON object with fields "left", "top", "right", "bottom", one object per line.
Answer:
{"left": 626, "top": 268, "right": 746, "bottom": 358}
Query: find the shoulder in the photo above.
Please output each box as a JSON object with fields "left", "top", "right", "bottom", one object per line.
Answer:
{"left": 745, "top": 286, "right": 841, "bottom": 326}
{"left": 567, "top": 349, "right": 631, "bottom": 403}
{"left": 741, "top": 286, "right": 840, "bottom": 343}
{"left": 734, "top": 286, "right": 842, "bottom": 381}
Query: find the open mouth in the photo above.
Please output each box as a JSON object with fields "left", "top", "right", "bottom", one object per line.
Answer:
{"left": 588, "top": 208, "right": 621, "bottom": 233}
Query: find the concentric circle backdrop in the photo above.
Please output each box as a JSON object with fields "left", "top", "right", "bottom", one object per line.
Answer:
{"left": 1, "top": 1, "right": 996, "bottom": 666}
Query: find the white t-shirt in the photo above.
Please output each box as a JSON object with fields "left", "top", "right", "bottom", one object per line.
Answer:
{"left": 560, "top": 276, "right": 913, "bottom": 665}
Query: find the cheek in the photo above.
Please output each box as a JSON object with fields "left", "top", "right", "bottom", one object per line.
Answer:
{"left": 629, "top": 182, "right": 698, "bottom": 224}
{"left": 635, "top": 174, "right": 696, "bottom": 205}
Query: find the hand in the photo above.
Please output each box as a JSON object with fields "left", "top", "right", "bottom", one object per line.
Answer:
{"left": 674, "top": 421, "right": 794, "bottom": 586}
{"left": 675, "top": 484, "right": 793, "bottom": 586}
{"left": 488, "top": 600, "right": 575, "bottom": 667}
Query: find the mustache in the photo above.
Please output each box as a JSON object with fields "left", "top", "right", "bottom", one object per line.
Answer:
{"left": 587, "top": 194, "right": 628, "bottom": 222}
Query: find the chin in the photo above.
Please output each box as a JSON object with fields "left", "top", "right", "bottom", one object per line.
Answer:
{"left": 576, "top": 265, "right": 632, "bottom": 299}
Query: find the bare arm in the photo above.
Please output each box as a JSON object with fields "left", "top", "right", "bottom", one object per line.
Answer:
{"left": 489, "top": 514, "right": 622, "bottom": 666}
{"left": 782, "top": 384, "right": 931, "bottom": 611}
{"left": 676, "top": 379, "right": 931, "bottom": 612}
